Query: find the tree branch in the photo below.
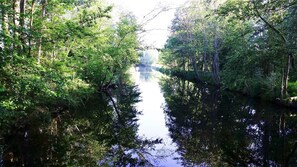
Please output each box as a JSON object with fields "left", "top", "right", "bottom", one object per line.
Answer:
{"left": 252, "top": 0, "right": 287, "bottom": 43}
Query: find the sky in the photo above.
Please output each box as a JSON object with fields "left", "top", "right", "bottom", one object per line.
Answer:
{"left": 109, "top": 0, "right": 187, "bottom": 48}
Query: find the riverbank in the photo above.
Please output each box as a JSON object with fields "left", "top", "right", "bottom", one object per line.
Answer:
{"left": 158, "top": 68, "right": 297, "bottom": 109}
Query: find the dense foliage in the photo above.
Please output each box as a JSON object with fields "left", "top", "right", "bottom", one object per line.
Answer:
{"left": 0, "top": 1, "right": 158, "bottom": 165}
{"left": 0, "top": 0, "right": 139, "bottom": 139}
{"left": 160, "top": 0, "right": 297, "bottom": 99}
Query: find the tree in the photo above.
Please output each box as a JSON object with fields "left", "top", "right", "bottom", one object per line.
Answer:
{"left": 161, "top": 0, "right": 224, "bottom": 85}
{"left": 0, "top": 0, "right": 140, "bottom": 136}
{"left": 219, "top": 0, "right": 297, "bottom": 98}
{"left": 162, "top": 0, "right": 297, "bottom": 99}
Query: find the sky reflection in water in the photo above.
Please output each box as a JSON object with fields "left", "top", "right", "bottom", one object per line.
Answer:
{"left": 132, "top": 67, "right": 182, "bottom": 167}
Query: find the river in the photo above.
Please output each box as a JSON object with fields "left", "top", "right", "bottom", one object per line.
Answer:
{"left": 133, "top": 67, "right": 181, "bottom": 166}
{"left": 1, "top": 67, "right": 297, "bottom": 166}
{"left": 133, "top": 67, "right": 297, "bottom": 167}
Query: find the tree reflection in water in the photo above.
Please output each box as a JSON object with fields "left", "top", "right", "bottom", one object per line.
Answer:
{"left": 0, "top": 83, "right": 160, "bottom": 166}
{"left": 160, "top": 77, "right": 297, "bottom": 167}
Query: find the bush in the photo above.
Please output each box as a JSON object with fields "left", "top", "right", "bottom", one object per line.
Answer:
{"left": 288, "top": 82, "right": 297, "bottom": 96}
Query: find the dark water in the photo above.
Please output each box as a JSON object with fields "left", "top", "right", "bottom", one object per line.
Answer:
{"left": 159, "top": 74, "right": 297, "bottom": 167}
{"left": 1, "top": 68, "right": 297, "bottom": 166}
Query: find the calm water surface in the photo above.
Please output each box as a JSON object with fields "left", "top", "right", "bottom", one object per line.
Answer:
{"left": 133, "top": 67, "right": 297, "bottom": 167}
{"left": 132, "top": 67, "right": 182, "bottom": 166}
{"left": 1, "top": 67, "right": 297, "bottom": 166}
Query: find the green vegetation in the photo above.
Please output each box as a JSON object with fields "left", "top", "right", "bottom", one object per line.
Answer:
{"left": 288, "top": 82, "right": 297, "bottom": 96}
{"left": 0, "top": 0, "right": 139, "bottom": 141}
{"left": 160, "top": 0, "right": 297, "bottom": 100}
{"left": 1, "top": 0, "right": 296, "bottom": 165}
{"left": 1, "top": 83, "right": 161, "bottom": 166}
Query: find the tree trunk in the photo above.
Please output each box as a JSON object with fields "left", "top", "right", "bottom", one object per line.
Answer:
{"left": 28, "top": 0, "right": 35, "bottom": 56}
{"left": 12, "top": 0, "right": 20, "bottom": 52}
{"left": 210, "top": 0, "right": 220, "bottom": 79}
{"left": 212, "top": 29, "right": 220, "bottom": 85}
{"left": 190, "top": 55, "right": 200, "bottom": 81}
{"left": 202, "top": 33, "right": 208, "bottom": 71}
{"left": 19, "top": 0, "right": 26, "bottom": 53}
{"left": 186, "top": 24, "right": 200, "bottom": 81}
{"left": 37, "top": 0, "right": 47, "bottom": 64}
{"left": 281, "top": 54, "right": 291, "bottom": 99}
{"left": 41, "top": 0, "right": 47, "bottom": 17}
{"left": 281, "top": 56, "right": 285, "bottom": 99}
{"left": 19, "top": 0, "right": 26, "bottom": 27}
{"left": 1, "top": 2, "right": 9, "bottom": 52}
{"left": 12, "top": 0, "right": 20, "bottom": 28}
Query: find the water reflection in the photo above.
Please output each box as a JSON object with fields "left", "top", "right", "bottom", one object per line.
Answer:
{"left": 0, "top": 82, "right": 160, "bottom": 166}
{"left": 137, "top": 66, "right": 153, "bottom": 82}
{"left": 160, "top": 77, "right": 297, "bottom": 166}
{"left": 134, "top": 67, "right": 182, "bottom": 166}
{"left": 1, "top": 72, "right": 297, "bottom": 166}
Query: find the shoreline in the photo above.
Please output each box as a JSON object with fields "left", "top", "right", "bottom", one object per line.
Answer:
{"left": 158, "top": 68, "right": 297, "bottom": 109}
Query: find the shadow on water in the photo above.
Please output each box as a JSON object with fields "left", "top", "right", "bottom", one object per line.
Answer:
{"left": 0, "top": 82, "right": 161, "bottom": 166}
{"left": 1, "top": 72, "right": 297, "bottom": 167}
{"left": 160, "top": 77, "right": 297, "bottom": 167}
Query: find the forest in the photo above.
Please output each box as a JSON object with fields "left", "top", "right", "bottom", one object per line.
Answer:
{"left": 0, "top": 0, "right": 140, "bottom": 145}
{"left": 0, "top": 0, "right": 156, "bottom": 165}
{"left": 160, "top": 0, "right": 297, "bottom": 101}
{"left": 0, "top": 0, "right": 297, "bottom": 166}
